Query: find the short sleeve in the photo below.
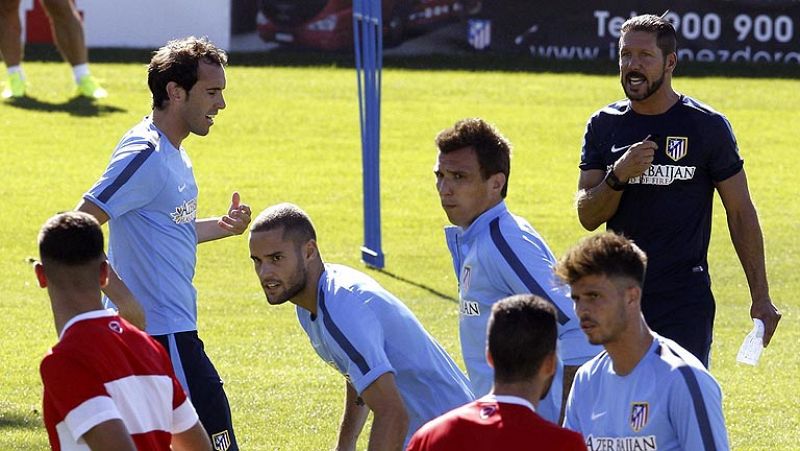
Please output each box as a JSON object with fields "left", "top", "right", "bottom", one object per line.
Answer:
{"left": 485, "top": 221, "right": 586, "bottom": 342}
{"left": 669, "top": 367, "right": 730, "bottom": 450}
{"left": 172, "top": 399, "right": 200, "bottom": 434}
{"left": 40, "top": 353, "right": 121, "bottom": 442}
{"left": 579, "top": 117, "right": 606, "bottom": 171}
{"left": 707, "top": 114, "right": 743, "bottom": 182}
{"left": 322, "top": 296, "right": 394, "bottom": 395}
{"left": 562, "top": 368, "right": 585, "bottom": 433}
{"left": 84, "top": 141, "right": 167, "bottom": 219}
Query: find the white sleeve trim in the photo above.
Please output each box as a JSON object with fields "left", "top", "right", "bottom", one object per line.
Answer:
{"left": 64, "top": 396, "right": 122, "bottom": 444}
{"left": 172, "top": 398, "right": 200, "bottom": 434}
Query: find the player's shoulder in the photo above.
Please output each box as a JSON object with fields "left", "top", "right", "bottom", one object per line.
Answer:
{"left": 40, "top": 327, "right": 98, "bottom": 378}
{"left": 411, "top": 401, "right": 477, "bottom": 441}
{"left": 485, "top": 209, "right": 549, "bottom": 256}
{"left": 677, "top": 95, "right": 723, "bottom": 116}
{"left": 322, "top": 264, "right": 387, "bottom": 311}
{"left": 575, "top": 349, "right": 611, "bottom": 382}
{"left": 324, "top": 264, "right": 377, "bottom": 295}
{"left": 676, "top": 95, "right": 732, "bottom": 126}
{"left": 651, "top": 335, "right": 720, "bottom": 388}
{"left": 112, "top": 118, "right": 167, "bottom": 159}
{"left": 590, "top": 99, "right": 632, "bottom": 121}
{"left": 532, "top": 412, "right": 587, "bottom": 447}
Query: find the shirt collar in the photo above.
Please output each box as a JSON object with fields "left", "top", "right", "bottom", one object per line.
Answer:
{"left": 445, "top": 201, "right": 508, "bottom": 241}
{"left": 59, "top": 308, "right": 117, "bottom": 340}
{"left": 479, "top": 393, "right": 536, "bottom": 413}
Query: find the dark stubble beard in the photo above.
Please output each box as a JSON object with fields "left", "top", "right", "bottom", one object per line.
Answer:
{"left": 621, "top": 64, "right": 666, "bottom": 102}
{"left": 267, "top": 252, "right": 308, "bottom": 305}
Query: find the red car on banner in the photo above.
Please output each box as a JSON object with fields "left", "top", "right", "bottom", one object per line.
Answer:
{"left": 256, "top": 0, "right": 482, "bottom": 50}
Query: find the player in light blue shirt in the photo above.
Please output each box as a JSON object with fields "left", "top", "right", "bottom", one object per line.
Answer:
{"left": 76, "top": 37, "right": 250, "bottom": 449}
{"left": 83, "top": 116, "right": 201, "bottom": 335}
{"left": 248, "top": 203, "right": 475, "bottom": 448}
{"left": 434, "top": 118, "right": 601, "bottom": 422}
{"left": 556, "top": 232, "right": 729, "bottom": 451}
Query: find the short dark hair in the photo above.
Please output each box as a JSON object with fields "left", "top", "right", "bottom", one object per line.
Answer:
{"left": 250, "top": 203, "right": 317, "bottom": 245}
{"left": 554, "top": 232, "right": 647, "bottom": 287}
{"left": 435, "top": 118, "right": 512, "bottom": 198}
{"left": 621, "top": 14, "right": 677, "bottom": 59}
{"left": 488, "top": 295, "right": 557, "bottom": 384}
{"left": 148, "top": 36, "right": 228, "bottom": 110}
{"left": 38, "top": 212, "right": 104, "bottom": 266}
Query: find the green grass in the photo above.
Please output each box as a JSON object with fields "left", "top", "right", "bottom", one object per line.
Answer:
{"left": 1, "top": 60, "right": 798, "bottom": 450}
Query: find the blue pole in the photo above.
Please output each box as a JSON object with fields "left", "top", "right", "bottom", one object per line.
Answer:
{"left": 355, "top": 0, "right": 384, "bottom": 269}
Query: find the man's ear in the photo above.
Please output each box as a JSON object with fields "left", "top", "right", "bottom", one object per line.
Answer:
{"left": 166, "top": 81, "right": 184, "bottom": 102}
{"left": 486, "top": 347, "right": 494, "bottom": 369}
{"left": 488, "top": 172, "right": 506, "bottom": 196}
{"left": 34, "top": 262, "right": 47, "bottom": 288}
{"left": 626, "top": 285, "right": 642, "bottom": 308}
{"left": 99, "top": 260, "right": 110, "bottom": 288}
{"left": 665, "top": 52, "right": 678, "bottom": 73}
{"left": 540, "top": 351, "right": 556, "bottom": 378}
{"left": 304, "top": 239, "right": 318, "bottom": 260}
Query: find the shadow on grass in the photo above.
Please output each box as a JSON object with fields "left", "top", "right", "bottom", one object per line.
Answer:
{"left": 4, "top": 95, "right": 127, "bottom": 117}
{"left": 368, "top": 268, "right": 458, "bottom": 304}
{"left": 0, "top": 410, "right": 41, "bottom": 431}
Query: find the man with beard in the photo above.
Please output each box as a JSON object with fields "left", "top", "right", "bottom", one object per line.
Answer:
{"left": 575, "top": 14, "right": 780, "bottom": 367}
{"left": 248, "top": 203, "right": 474, "bottom": 450}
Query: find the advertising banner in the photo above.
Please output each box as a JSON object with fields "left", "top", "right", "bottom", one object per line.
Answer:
{"left": 231, "top": 0, "right": 800, "bottom": 65}
{"left": 18, "top": 0, "right": 799, "bottom": 65}
{"left": 480, "top": 0, "right": 800, "bottom": 64}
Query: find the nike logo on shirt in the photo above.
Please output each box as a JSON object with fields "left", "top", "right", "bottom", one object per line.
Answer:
{"left": 591, "top": 411, "right": 607, "bottom": 420}
{"left": 611, "top": 134, "right": 652, "bottom": 153}
{"left": 610, "top": 144, "right": 633, "bottom": 153}
{"left": 178, "top": 184, "right": 187, "bottom": 192}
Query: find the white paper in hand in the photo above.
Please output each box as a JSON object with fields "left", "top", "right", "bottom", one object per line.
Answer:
{"left": 736, "top": 319, "right": 765, "bottom": 366}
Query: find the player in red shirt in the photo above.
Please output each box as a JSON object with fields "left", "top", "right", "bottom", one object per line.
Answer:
{"left": 34, "top": 212, "right": 211, "bottom": 450}
{"left": 407, "top": 295, "right": 587, "bottom": 450}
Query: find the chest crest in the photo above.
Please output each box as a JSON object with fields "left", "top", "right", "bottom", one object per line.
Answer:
{"left": 665, "top": 136, "right": 689, "bottom": 161}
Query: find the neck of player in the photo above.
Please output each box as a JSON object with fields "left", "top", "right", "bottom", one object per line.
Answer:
{"left": 492, "top": 380, "right": 546, "bottom": 409}
{"left": 605, "top": 316, "right": 654, "bottom": 376}
{"left": 49, "top": 289, "right": 105, "bottom": 337}
{"left": 291, "top": 258, "right": 324, "bottom": 317}
{"left": 152, "top": 107, "right": 189, "bottom": 149}
{"left": 631, "top": 84, "right": 681, "bottom": 115}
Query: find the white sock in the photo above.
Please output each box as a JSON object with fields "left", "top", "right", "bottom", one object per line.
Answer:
{"left": 7, "top": 65, "right": 24, "bottom": 79}
{"left": 72, "top": 63, "right": 90, "bottom": 83}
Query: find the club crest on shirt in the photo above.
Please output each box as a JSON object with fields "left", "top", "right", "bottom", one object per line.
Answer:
{"left": 479, "top": 405, "right": 496, "bottom": 419}
{"left": 107, "top": 321, "right": 123, "bottom": 334}
{"left": 665, "top": 136, "right": 688, "bottom": 161}
{"left": 212, "top": 430, "right": 231, "bottom": 451}
{"left": 630, "top": 402, "right": 649, "bottom": 432}
{"left": 170, "top": 198, "right": 197, "bottom": 224}
{"left": 460, "top": 266, "right": 472, "bottom": 293}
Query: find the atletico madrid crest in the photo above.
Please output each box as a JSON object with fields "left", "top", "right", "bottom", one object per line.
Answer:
{"left": 630, "top": 402, "right": 650, "bottom": 432}
{"left": 461, "top": 266, "right": 472, "bottom": 293}
{"left": 666, "top": 136, "right": 688, "bottom": 161}
{"left": 212, "top": 430, "right": 231, "bottom": 451}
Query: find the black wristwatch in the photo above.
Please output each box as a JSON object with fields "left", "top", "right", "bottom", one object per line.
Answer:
{"left": 604, "top": 168, "right": 627, "bottom": 191}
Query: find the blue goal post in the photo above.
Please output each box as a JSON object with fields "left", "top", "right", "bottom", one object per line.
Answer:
{"left": 353, "top": 0, "right": 384, "bottom": 269}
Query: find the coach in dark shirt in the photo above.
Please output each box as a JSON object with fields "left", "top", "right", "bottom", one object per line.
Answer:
{"left": 575, "top": 14, "right": 780, "bottom": 366}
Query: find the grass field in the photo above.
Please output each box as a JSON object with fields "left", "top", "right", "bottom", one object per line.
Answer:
{"left": 1, "top": 58, "right": 798, "bottom": 450}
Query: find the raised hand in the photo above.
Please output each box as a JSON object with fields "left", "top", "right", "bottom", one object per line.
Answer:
{"left": 218, "top": 192, "right": 252, "bottom": 235}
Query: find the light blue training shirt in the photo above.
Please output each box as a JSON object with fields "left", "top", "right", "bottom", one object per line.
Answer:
{"left": 445, "top": 201, "right": 602, "bottom": 421}
{"left": 565, "top": 334, "right": 729, "bottom": 451}
{"left": 85, "top": 116, "right": 199, "bottom": 335}
{"left": 296, "top": 264, "right": 475, "bottom": 443}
